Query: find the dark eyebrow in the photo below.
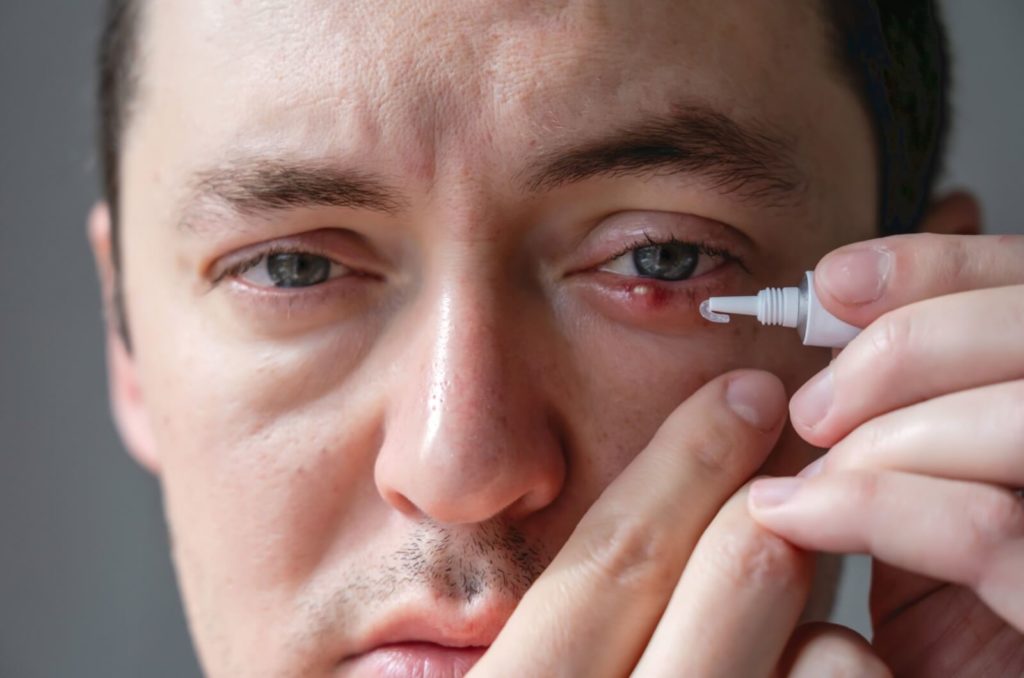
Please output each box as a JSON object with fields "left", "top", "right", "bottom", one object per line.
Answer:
{"left": 522, "top": 105, "right": 807, "bottom": 207}
{"left": 181, "top": 160, "right": 405, "bottom": 229}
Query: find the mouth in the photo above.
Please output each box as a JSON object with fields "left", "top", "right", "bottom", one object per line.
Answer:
{"left": 341, "top": 642, "right": 487, "bottom": 678}
{"left": 337, "top": 610, "right": 505, "bottom": 678}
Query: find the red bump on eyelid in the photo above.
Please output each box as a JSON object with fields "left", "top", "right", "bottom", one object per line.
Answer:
{"left": 570, "top": 267, "right": 741, "bottom": 335}
{"left": 625, "top": 283, "right": 674, "bottom": 310}
{"left": 601, "top": 277, "right": 689, "bottom": 311}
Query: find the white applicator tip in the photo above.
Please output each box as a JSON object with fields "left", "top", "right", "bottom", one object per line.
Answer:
{"left": 705, "top": 295, "right": 761, "bottom": 319}
{"left": 699, "top": 271, "right": 861, "bottom": 348}
{"left": 699, "top": 299, "right": 731, "bottom": 324}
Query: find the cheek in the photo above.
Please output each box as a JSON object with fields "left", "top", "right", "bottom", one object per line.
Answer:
{"left": 555, "top": 311, "right": 752, "bottom": 486}
{"left": 555, "top": 306, "right": 823, "bottom": 492}
{"left": 134, "top": 315, "right": 386, "bottom": 627}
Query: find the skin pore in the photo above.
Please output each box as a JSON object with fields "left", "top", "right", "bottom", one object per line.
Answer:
{"left": 91, "top": 0, "right": 878, "bottom": 675}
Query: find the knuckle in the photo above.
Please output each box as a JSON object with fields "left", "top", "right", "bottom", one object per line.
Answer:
{"left": 836, "top": 422, "right": 887, "bottom": 472}
{"left": 844, "top": 470, "right": 881, "bottom": 510}
{"left": 579, "top": 516, "right": 680, "bottom": 592}
{"left": 868, "top": 310, "right": 914, "bottom": 366}
{"left": 936, "top": 232, "right": 971, "bottom": 285}
{"left": 687, "top": 434, "right": 737, "bottom": 477}
{"left": 965, "top": 489, "right": 1024, "bottom": 554}
{"left": 937, "top": 233, "right": 970, "bottom": 284}
{"left": 711, "top": 521, "right": 803, "bottom": 590}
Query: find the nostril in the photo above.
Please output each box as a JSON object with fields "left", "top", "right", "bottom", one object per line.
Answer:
{"left": 501, "top": 494, "right": 540, "bottom": 522}
{"left": 381, "top": 487, "right": 421, "bottom": 518}
{"left": 501, "top": 467, "right": 565, "bottom": 521}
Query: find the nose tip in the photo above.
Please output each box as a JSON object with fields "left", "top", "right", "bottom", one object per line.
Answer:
{"left": 374, "top": 289, "right": 566, "bottom": 526}
{"left": 376, "top": 398, "right": 566, "bottom": 525}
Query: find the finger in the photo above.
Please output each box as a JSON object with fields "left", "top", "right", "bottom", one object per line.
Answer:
{"left": 813, "top": 232, "right": 1024, "bottom": 328}
{"left": 632, "top": 484, "right": 812, "bottom": 678}
{"left": 810, "top": 378, "right": 1024, "bottom": 488}
{"left": 789, "top": 284, "right": 1024, "bottom": 445}
{"left": 776, "top": 622, "right": 891, "bottom": 678}
{"left": 748, "top": 471, "right": 1024, "bottom": 632}
{"left": 471, "top": 370, "right": 788, "bottom": 678}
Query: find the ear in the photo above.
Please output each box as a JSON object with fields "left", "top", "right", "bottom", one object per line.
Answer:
{"left": 917, "top": 189, "right": 982, "bottom": 236}
{"left": 88, "top": 203, "right": 161, "bottom": 475}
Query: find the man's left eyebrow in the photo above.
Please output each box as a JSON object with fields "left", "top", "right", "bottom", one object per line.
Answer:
{"left": 521, "top": 105, "right": 807, "bottom": 207}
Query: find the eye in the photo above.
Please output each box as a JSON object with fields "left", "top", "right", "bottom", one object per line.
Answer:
{"left": 230, "top": 251, "right": 350, "bottom": 288}
{"left": 600, "top": 236, "right": 730, "bottom": 282}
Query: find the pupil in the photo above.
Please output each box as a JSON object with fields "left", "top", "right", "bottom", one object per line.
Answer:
{"left": 266, "top": 253, "right": 331, "bottom": 288}
{"left": 633, "top": 242, "right": 699, "bottom": 280}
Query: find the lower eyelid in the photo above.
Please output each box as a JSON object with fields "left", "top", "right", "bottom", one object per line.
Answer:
{"left": 572, "top": 260, "right": 744, "bottom": 330}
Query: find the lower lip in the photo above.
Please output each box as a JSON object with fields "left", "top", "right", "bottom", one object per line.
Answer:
{"left": 341, "top": 642, "right": 487, "bottom": 678}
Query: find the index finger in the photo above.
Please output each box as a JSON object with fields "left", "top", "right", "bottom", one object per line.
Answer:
{"left": 469, "top": 370, "right": 788, "bottom": 677}
{"left": 813, "top": 232, "right": 1024, "bottom": 327}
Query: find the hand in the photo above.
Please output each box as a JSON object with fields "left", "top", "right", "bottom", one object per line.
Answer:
{"left": 748, "top": 233, "right": 1024, "bottom": 675}
{"left": 471, "top": 371, "right": 889, "bottom": 677}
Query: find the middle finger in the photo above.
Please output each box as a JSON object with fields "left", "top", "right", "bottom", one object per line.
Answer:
{"left": 790, "top": 284, "right": 1024, "bottom": 447}
{"left": 816, "top": 378, "right": 1024, "bottom": 489}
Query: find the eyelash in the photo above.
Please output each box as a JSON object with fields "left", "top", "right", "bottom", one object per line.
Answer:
{"left": 211, "top": 243, "right": 339, "bottom": 285}
{"left": 210, "top": 232, "right": 746, "bottom": 288}
{"left": 603, "top": 232, "right": 746, "bottom": 274}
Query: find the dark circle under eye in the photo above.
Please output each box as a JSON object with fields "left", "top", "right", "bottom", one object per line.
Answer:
{"left": 266, "top": 253, "right": 332, "bottom": 288}
{"left": 633, "top": 242, "right": 699, "bottom": 281}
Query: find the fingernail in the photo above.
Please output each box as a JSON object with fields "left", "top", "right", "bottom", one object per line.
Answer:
{"left": 797, "top": 456, "right": 825, "bottom": 478}
{"left": 725, "top": 372, "right": 784, "bottom": 431}
{"left": 750, "top": 477, "right": 804, "bottom": 508}
{"left": 818, "top": 245, "right": 892, "bottom": 305}
{"left": 790, "top": 367, "right": 834, "bottom": 430}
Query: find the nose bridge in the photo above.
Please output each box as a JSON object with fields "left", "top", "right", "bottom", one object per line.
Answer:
{"left": 424, "top": 277, "right": 510, "bottom": 449}
{"left": 375, "top": 259, "right": 565, "bottom": 525}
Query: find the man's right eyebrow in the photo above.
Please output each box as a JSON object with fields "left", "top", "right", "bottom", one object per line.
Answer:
{"left": 179, "top": 160, "right": 406, "bottom": 231}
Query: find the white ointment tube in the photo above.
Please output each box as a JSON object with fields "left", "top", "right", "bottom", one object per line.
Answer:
{"left": 700, "top": 271, "right": 861, "bottom": 348}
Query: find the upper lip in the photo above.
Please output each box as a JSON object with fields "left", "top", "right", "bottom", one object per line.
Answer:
{"left": 344, "top": 602, "right": 512, "bottom": 658}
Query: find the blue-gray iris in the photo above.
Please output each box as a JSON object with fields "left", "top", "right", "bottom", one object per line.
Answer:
{"left": 267, "top": 253, "right": 332, "bottom": 288}
{"left": 633, "top": 242, "right": 699, "bottom": 280}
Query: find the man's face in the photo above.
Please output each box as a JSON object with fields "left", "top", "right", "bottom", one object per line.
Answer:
{"left": 106, "top": 0, "right": 876, "bottom": 674}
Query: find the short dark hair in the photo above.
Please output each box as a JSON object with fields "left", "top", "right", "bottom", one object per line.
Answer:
{"left": 96, "top": 0, "right": 950, "bottom": 335}
{"left": 823, "top": 0, "right": 951, "bottom": 236}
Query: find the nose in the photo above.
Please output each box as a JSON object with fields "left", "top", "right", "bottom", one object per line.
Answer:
{"left": 375, "top": 278, "right": 566, "bottom": 525}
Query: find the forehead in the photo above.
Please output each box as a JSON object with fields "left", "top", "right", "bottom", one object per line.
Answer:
{"left": 133, "top": 0, "right": 842, "bottom": 181}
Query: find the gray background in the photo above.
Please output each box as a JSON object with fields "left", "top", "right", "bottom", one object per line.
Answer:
{"left": 1, "top": 2, "right": 1021, "bottom": 676}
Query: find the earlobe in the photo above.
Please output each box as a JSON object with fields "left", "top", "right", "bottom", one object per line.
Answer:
{"left": 87, "top": 202, "right": 161, "bottom": 475}
{"left": 918, "top": 190, "right": 982, "bottom": 236}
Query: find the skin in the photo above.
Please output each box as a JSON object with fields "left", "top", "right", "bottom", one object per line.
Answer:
{"left": 87, "top": 0, "right": 1024, "bottom": 675}
{"left": 749, "top": 231, "right": 1024, "bottom": 675}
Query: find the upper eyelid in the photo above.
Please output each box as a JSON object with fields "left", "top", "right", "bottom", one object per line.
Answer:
{"left": 604, "top": 234, "right": 737, "bottom": 264}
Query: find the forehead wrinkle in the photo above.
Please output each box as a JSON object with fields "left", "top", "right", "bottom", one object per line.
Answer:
{"left": 136, "top": 0, "right": 849, "bottom": 239}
